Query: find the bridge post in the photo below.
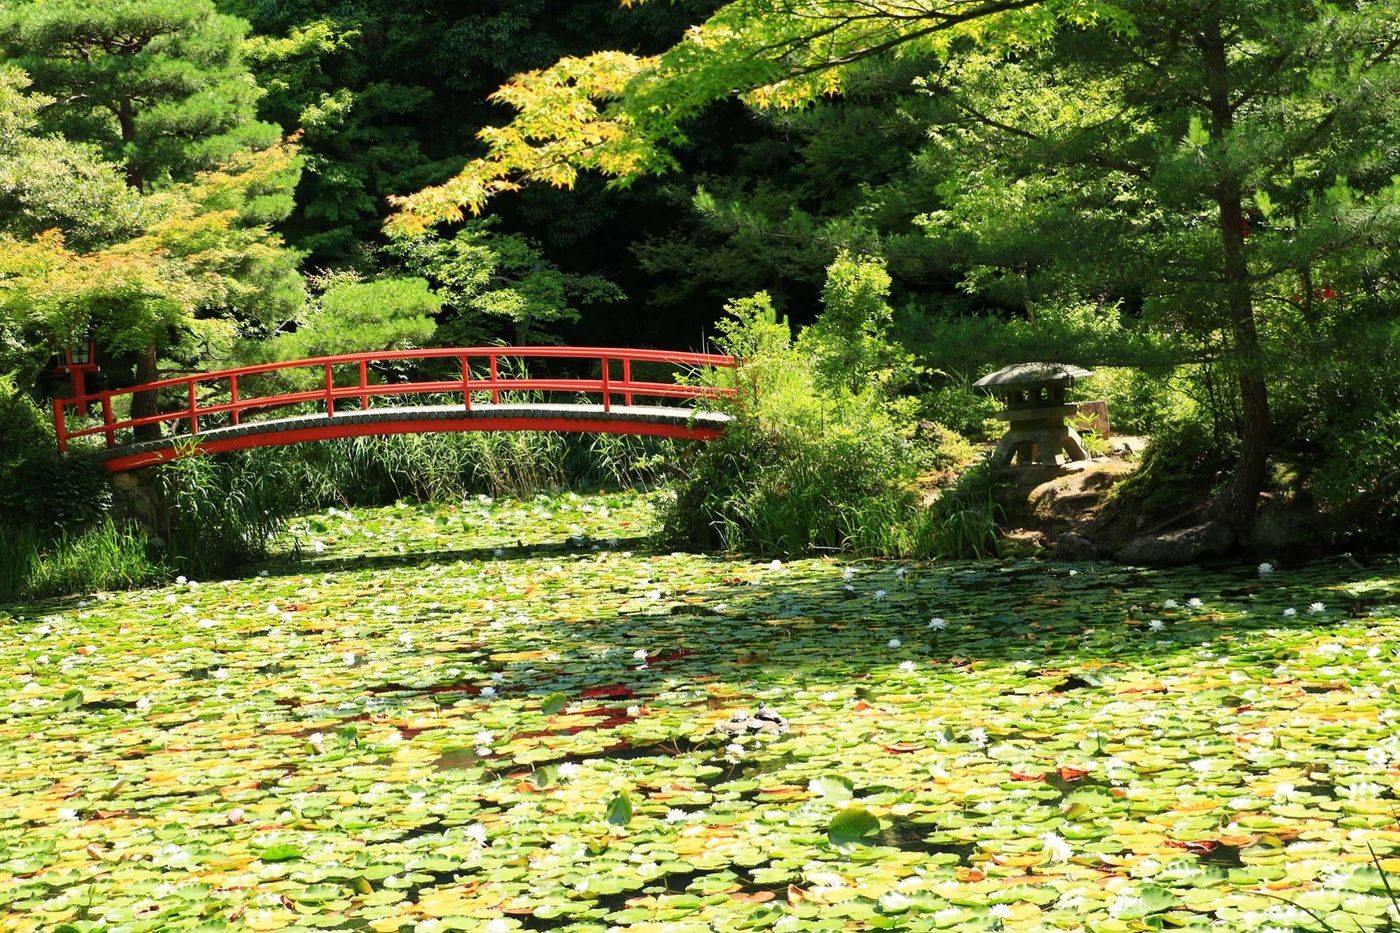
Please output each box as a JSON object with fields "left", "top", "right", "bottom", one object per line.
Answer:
{"left": 601, "top": 356, "right": 611, "bottom": 412}
{"left": 623, "top": 358, "right": 632, "bottom": 406}
{"left": 187, "top": 382, "right": 198, "bottom": 435}
{"left": 460, "top": 355, "right": 472, "bottom": 411}
{"left": 359, "top": 360, "right": 369, "bottom": 410}
{"left": 102, "top": 393, "right": 115, "bottom": 447}
{"left": 324, "top": 363, "right": 335, "bottom": 417}
{"left": 489, "top": 354, "right": 499, "bottom": 404}
{"left": 53, "top": 398, "right": 67, "bottom": 453}
{"left": 230, "top": 375, "right": 240, "bottom": 425}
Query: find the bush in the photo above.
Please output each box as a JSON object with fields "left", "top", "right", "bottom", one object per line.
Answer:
{"left": 662, "top": 288, "right": 942, "bottom": 558}
{"left": 159, "top": 442, "right": 303, "bottom": 578}
{"left": 0, "top": 377, "right": 114, "bottom": 532}
{"left": 0, "top": 519, "right": 163, "bottom": 602}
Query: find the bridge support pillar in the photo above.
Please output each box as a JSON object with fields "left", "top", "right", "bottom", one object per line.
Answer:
{"left": 110, "top": 467, "right": 166, "bottom": 544}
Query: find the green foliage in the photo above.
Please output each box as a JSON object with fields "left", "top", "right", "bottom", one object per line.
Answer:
{"left": 0, "top": 518, "right": 163, "bottom": 601}
{"left": 262, "top": 276, "right": 440, "bottom": 362}
{"left": 158, "top": 443, "right": 300, "bottom": 578}
{"left": 384, "top": 221, "right": 620, "bottom": 345}
{"left": 803, "top": 251, "right": 910, "bottom": 394}
{"left": 0, "top": 376, "right": 112, "bottom": 531}
{"left": 664, "top": 288, "right": 939, "bottom": 558}
{"left": 0, "top": 0, "right": 280, "bottom": 191}
{"left": 0, "top": 68, "right": 142, "bottom": 251}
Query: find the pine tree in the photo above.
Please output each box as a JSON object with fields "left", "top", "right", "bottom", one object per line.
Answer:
{"left": 0, "top": 0, "right": 279, "bottom": 192}
{"left": 0, "top": 0, "right": 296, "bottom": 436}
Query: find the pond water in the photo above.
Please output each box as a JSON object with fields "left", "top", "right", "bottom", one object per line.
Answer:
{"left": 3, "top": 490, "right": 1400, "bottom": 931}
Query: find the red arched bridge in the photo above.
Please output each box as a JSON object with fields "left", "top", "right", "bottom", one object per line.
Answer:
{"left": 54, "top": 347, "right": 738, "bottom": 472}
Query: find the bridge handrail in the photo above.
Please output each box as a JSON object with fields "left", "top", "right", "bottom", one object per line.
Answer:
{"left": 54, "top": 346, "right": 738, "bottom": 453}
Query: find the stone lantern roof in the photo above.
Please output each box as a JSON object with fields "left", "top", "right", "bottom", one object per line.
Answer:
{"left": 974, "top": 362, "right": 1093, "bottom": 393}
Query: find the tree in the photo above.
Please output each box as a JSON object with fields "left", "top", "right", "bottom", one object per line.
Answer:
{"left": 384, "top": 222, "right": 622, "bottom": 345}
{"left": 383, "top": 0, "right": 1128, "bottom": 232}
{"left": 389, "top": 0, "right": 1400, "bottom": 527}
{"left": 0, "top": 0, "right": 279, "bottom": 192}
{"left": 0, "top": 0, "right": 297, "bottom": 436}
{"left": 0, "top": 140, "right": 304, "bottom": 386}
{"left": 908, "top": 1, "right": 1400, "bottom": 526}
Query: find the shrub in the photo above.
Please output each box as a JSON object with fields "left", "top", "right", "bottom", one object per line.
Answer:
{"left": 0, "top": 519, "right": 163, "bottom": 602}
{"left": 159, "top": 442, "right": 302, "bottom": 578}
{"left": 662, "top": 287, "right": 942, "bottom": 558}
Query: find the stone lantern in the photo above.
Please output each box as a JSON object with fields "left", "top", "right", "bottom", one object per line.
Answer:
{"left": 974, "top": 362, "right": 1094, "bottom": 467}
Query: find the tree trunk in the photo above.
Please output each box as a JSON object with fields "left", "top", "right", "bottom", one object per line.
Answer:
{"left": 117, "top": 96, "right": 143, "bottom": 192}
{"left": 1200, "top": 19, "right": 1270, "bottom": 531}
{"left": 130, "top": 344, "right": 161, "bottom": 441}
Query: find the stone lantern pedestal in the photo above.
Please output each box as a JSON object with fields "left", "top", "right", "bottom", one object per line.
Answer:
{"left": 974, "top": 363, "right": 1094, "bottom": 467}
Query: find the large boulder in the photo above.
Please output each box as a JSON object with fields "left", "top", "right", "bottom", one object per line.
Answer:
{"left": 1117, "top": 521, "right": 1235, "bottom": 566}
{"left": 1055, "top": 532, "right": 1100, "bottom": 561}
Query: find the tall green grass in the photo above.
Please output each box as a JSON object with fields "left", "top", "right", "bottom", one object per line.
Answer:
{"left": 0, "top": 519, "right": 164, "bottom": 602}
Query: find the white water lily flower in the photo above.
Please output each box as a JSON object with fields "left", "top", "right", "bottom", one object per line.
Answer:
{"left": 341, "top": 652, "right": 357, "bottom": 667}
{"left": 928, "top": 617, "right": 947, "bottom": 630}
{"left": 1310, "top": 602, "right": 1326, "bottom": 613}
{"left": 1148, "top": 620, "right": 1165, "bottom": 632}
{"left": 842, "top": 567, "right": 856, "bottom": 582}
{"left": 227, "top": 807, "right": 246, "bottom": 825}
{"left": 874, "top": 589, "right": 888, "bottom": 601}
{"left": 626, "top": 705, "right": 641, "bottom": 717}
{"left": 887, "top": 637, "right": 901, "bottom": 649}
{"left": 769, "top": 559, "right": 782, "bottom": 571}
{"left": 632, "top": 648, "right": 649, "bottom": 660}
{"left": 1163, "top": 599, "right": 1179, "bottom": 609}
{"left": 989, "top": 904, "right": 1013, "bottom": 919}
{"left": 490, "top": 671, "right": 505, "bottom": 682}
{"left": 311, "top": 540, "right": 326, "bottom": 554}
{"left": 726, "top": 742, "right": 744, "bottom": 756}
{"left": 475, "top": 746, "right": 492, "bottom": 757}
{"left": 212, "top": 668, "right": 229, "bottom": 680}
{"left": 899, "top": 660, "right": 917, "bottom": 673}
{"left": 1283, "top": 607, "right": 1297, "bottom": 617}
{"left": 967, "top": 727, "right": 989, "bottom": 747}
{"left": 1041, "top": 831, "right": 1072, "bottom": 862}
{"left": 1258, "top": 562, "right": 1275, "bottom": 576}
{"left": 480, "top": 686, "right": 496, "bottom": 698}
{"left": 163, "top": 594, "right": 177, "bottom": 604}
{"left": 1187, "top": 597, "right": 1203, "bottom": 608}
{"left": 665, "top": 809, "right": 688, "bottom": 823}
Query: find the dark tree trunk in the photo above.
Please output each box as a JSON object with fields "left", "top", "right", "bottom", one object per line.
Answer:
{"left": 130, "top": 344, "right": 161, "bottom": 441}
{"left": 1200, "top": 19, "right": 1270, "bottom": 531}
{"left": 116, "top": 93, "right": 161, "bottom": 438}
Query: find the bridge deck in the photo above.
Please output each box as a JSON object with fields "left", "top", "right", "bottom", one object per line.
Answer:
{"left": 98, "top": 403, "right": 731, "bottom": 471}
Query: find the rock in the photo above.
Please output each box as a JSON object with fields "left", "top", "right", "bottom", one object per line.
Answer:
{"left": 714, "top": 706, "right": 789, "bottom": 737}
{"left": 1117, "top": 521, "right": 1235, "bottom": 566}
{"left": 1055, "top": 532, "right": 1099, "bottom": 561}
{"left": 1249, "top": 500, "right": 1318, "bottom": 554}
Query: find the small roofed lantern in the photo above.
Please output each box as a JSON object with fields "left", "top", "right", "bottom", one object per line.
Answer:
{"left": 974, "top": 362, "right": 1094, "bottom": 468}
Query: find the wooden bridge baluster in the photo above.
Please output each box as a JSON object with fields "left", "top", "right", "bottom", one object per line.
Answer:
{"left": 623, "top": 358, "right": 632, "bottom": 407}
{"left": 53, "top": 399, "right": 67, "bottom": 453}
{"left": 489, "top": 354, "right": 499, "bottom": 404}
{"left": 188, "top": 382, "right": 199, "bottom": 435}
{"left": 230, "top": 374, "right": 240, "bottom": 426}
{"left": 360, "top": 360, "right": 369, "bottom": 410}
{"left": 461, "top": 355, "right": 472, "bottom": 411}
{"left": 601, "top": 356, "right": 611, "bottom": 412}
{"left": 324, "top": 363, "right": 335, "bottom": 417}
{"left": 102, "top": 393, "right": 115, "bottom": 448}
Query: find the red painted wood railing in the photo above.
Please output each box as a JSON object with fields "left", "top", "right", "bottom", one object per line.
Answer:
{"left": 53, "top": 346, "right": 738, "bottom": 454}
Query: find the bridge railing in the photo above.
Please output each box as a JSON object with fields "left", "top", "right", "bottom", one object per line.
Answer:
{"left": 54, "top": 346, "right": 738, "bottom": 453}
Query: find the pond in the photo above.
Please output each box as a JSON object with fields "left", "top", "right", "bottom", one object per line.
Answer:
{"left": 3, "top": 490, "right": 1400, "bottom": 931}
